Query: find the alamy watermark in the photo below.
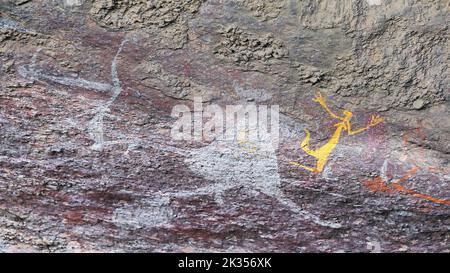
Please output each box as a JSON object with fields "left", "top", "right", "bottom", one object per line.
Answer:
{"left": 170, "top": 97, "right": 280, "bottom": 149}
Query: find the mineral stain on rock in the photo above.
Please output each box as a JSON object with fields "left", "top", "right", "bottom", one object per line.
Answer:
{"left": 0, "top": 0, "right": 449, "bottom": 253}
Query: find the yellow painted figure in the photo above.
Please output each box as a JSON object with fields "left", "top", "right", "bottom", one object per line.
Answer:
{"left": 237, "top": 129, "right": 258, "bottom": 154}
{"left": 290, "top": 91, "right": 384, "bottom": 173}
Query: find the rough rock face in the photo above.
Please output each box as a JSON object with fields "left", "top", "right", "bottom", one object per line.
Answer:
{"left": 90, "top": 0, "right": 205, "bottom": 29}
{"left": 0, "top": 0, "right": 449, "bottom": 252}
{"left": 237, "top": 0, "right": 286, "bottom": 21}
{"left": 214, "top": 25, "right": 288, "bottom": 65}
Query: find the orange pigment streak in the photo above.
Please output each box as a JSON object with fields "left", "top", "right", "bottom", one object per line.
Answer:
{"left": 365, "top": 167, "right": 450, "bottom": 205}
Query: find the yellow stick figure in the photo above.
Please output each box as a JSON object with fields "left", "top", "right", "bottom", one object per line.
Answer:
{"left": 290, "top": 91, "right": 384, "bottom": 173}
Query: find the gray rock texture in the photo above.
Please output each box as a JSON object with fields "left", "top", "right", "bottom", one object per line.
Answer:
{"left": 0, "top": 0, "right": 448, "bottom": 252}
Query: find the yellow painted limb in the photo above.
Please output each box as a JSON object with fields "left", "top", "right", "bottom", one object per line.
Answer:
{"left": 347, "top": 124, "right": 371, "bottom": 136}
{"left": 313, "top": 92, "right": 344, "bottom": 121}
{"left": 300, "top": 129, "right": 318, "bottom": 157}
{"left": 289, "top": 161, "right": 319, "bottom": 173}
{"left": 293, "top": 125, "right": 344, "bottom": 173}
{"left": 347, "top": 115, "right": 384, "bottom": 135}
{"left": 315, "top": 158, "right": 328, "bottom": 173}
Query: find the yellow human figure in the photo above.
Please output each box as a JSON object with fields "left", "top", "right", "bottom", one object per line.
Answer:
{"left": 237, "top": 128, "right": 258, "bottom": 154}
{"left": 290, "top": 91, "right": 384, "bottom": 173}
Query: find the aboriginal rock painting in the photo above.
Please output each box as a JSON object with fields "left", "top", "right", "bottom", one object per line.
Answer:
{"left": 18, "top": 38, "right": 130, "bottom": 151}
{"left": 17, "top": 40, "right": 448, "bottom": 210}
{"left": 289, "top": 92, "right": 448, "bottom": 205}
{"left": 364, "top": 125, "right": 450, "bottom": 205}
{"left": 365, "top": 167, "right": 450, "bottom": 205}
{"left": 289, "top": 91, "right": 384, "bottom": 173}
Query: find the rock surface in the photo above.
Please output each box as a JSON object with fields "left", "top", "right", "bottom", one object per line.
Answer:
{"left": 0, "top": 0, "right": 448, "bottom": 252}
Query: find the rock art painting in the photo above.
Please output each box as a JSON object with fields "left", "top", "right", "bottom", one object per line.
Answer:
{"left": 0, "top": 0, "right": 448, "bottom": 254}
{"left": 290, "top": 91, "right": 384, "bottom": 173}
